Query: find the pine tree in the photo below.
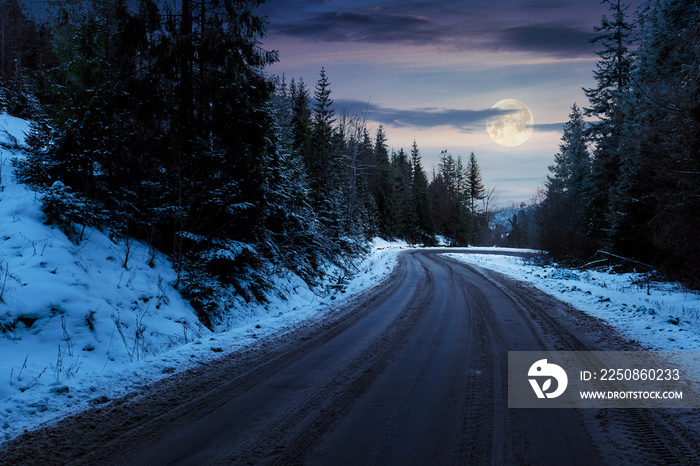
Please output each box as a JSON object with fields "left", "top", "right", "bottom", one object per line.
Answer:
{"left": 538, "top": 103, "right": 592, "bottom": 260}
{"left": 465, "top": 152, "right": 485, "bottom": 215}
{"left": 609, "top": 0, "right": 700, "bottom": 282}
{"left": 430, "top": 151, "right": 471, "bottom": 245}
{"left": 410, "top": 140, "right": 434, "bottom": 238}
{"left": 0, "top": 0, "right": 47, "bottom": 117}
{"left": 20, "top": 0, "right": 152, "bottom": 198}
{"left": 290, "top": 78, "right": 313, "bottom": 164}
{"left": 17, "top": 0, "right": 280, "bottom": 317}
{"left": 584, "top": 0, "right": 635, "bottom": 121}
{"left": 547, "top": 104, "right": 590, "bottom": 199}
{"left": 267, "top": 75, "right": 325, "bottom": 280}
{"left": 583, "top": 0, "right": 635, "bottom": 248}
{"left": 464, "top": 152, "right": 486, "bottom": 244}
{"left": 356, "top": 127, "right": 379, "bottom": 234}
{"left": 305, "top": 67, "right": 348, "bottom": 236}
{"left": 389, "top": 149, "right": 407, "bottom": 238}
{"left": 311, "top": 67, "right": 336, "bottom": 183}
{"left": 372, "top": 125, "right": 392, "bottom": 235}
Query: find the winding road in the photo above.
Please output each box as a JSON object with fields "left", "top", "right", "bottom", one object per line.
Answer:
{"left": 2, "top": 250, "right": 699, "bottom": 465}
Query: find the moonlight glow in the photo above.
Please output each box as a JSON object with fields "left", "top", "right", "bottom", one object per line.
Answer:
{"left": 486, "top": 99, "right": 534, "bottom": 147}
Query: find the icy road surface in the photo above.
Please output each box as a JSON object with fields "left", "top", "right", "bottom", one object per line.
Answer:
{"left": 2, "top": 250, "right": 700, "bottom": 464}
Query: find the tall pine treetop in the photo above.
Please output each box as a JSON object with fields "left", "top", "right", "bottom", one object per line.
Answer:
{"left": 547, "top": 103, "right": 591, "bottom": 197}
{"left": 466, "top": 151, "right": 485, "bottom": 214}
{"left": 583, "top": 0, "right": 635, "bottom": 120}
{"left": 313, "top": 67, "right": 335, "bottom": 130}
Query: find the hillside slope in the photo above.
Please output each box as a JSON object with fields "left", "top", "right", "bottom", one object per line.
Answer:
{"left": 0, "top": 114, "right": 403, "bottom": 443}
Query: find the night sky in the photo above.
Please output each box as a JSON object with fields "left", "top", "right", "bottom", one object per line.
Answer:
{"left": 256, "top": 0, "right": 642, "bottom": 207}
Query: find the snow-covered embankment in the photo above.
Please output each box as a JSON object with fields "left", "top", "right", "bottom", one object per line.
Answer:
{"left": 0, "top": 114, "right": 406, "bottom": 443}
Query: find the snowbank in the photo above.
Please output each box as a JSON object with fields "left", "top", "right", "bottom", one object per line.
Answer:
{"left": 0, "top": 115, "right": 407, "bottom": 444}
{"left": 445, "top": 251, "right": 700, "bottom": 351}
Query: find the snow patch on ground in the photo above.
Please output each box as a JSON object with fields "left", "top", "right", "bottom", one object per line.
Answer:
{"left": 445, "top": 251, "right": 700, "bottom": 351}
{"left": 0, "top": 114, "right": 408, "bottom": 444}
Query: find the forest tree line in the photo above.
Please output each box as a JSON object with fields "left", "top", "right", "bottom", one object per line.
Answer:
{"left": 3, "top": 0, "right": 697, "bottom": 318}
{"left": 0, "top": 0, "right": 493, "bottom": 323}
{"left": 507, "top": 0, "right": 699, "bottom": 288}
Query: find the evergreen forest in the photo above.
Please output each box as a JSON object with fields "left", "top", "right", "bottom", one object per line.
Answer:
{"left": 0, "top": 0, "right": 698, "bottom": 328}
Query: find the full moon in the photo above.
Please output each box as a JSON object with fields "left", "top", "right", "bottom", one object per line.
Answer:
{"left": 486, "top": 99, "right": 534, "bottom": 147}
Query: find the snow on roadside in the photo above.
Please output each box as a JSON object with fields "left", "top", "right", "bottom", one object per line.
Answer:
{"left": 0, "top": 114, "right": 407, "bottom": 444}
{"left": 445, "top": 251, "right": 700, "bottom": 351}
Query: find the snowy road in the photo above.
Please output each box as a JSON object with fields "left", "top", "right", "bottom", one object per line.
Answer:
{"left": 2, "top": 250, "right": 700, "bottom": 464}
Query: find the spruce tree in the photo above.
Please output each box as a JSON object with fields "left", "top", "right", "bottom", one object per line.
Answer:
{"left": 547, "top": 104, "right": 590, "bottom": 199}
{"left": 430, "top": 151, "right": 471, "bottom": 245}
{"left": 373, "top": 125, "right": 392, "bottom": 235}
{"left": 465, "top": 152, "right": 485, "bottom": 215}
{"left": 311, "top": 67, "right": 336, "bottom": 179}
{"left": 610, "top": 0, "right": 700, "bottom": 282}
{"left": 410, "top": 140, "right": 434, "bottom": 238}
{"left": 0, "top": 0, "right": 46, "bottom": 117}
{"left": 18, "top": 0, "right": 280, "bottom": 315}
{"left": 268, "top": 75, "right": 324, "bottom": 280}
{"left": 538, "top": 103, "right": 592, "bottom": 259}
{"left": 584, "top": 0, "right": 634, "bottom": 121}
{"left": 389, "top": 149, "right": 407, "bottom": 238}
{"left": 290, "top": 78, "right": 313, "bottom": 164}
{"left": 583, "top": 0, "right": 635, "bottom": 248}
